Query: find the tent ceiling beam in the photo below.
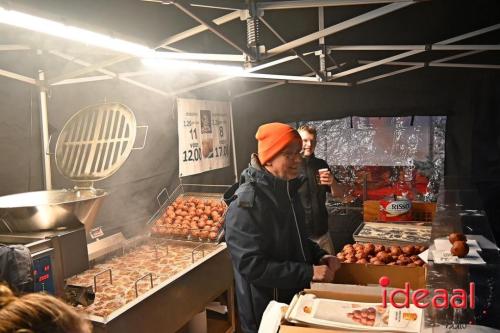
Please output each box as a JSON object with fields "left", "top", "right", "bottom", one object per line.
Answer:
{"left": 0, "top": 44, "right": 31, "bottom": 51}
{"left": 356, "top": 50, "right": 498, "bottom": 85}
{"left": 430, "top": 50, "right": 484, "bottom": 64}
{"left": 259, "top": 17, "right": 324, "bottom": 80}
{"left": 157, "top": 10, "right": 241, "bottom": 49}
{"left": 233, "top": 63, "right": 347, "bottom": 99}
{"left": 318, "top": 7, "right": 327, "bottom": 77}
{"left": 47, "top": 55, "right": 130, "bottom": 85}
{"left": 233, "top": 82, "right": 286, "bottom": 98}
{"left": 165, "top": 54, "right": 307, "bottom": 95}
{"left": 359, "top": 60, "right": 500, "bottom": 70}
{"left": 265, "top": 1, "right": 415, "bottom": 58}
{"left": 331, "top": 49, "right": 421, "bottom": 79}
{"left": 50, "top": 75, "right": 113, "bottom": 86}
{"left": 357, "top": 64, "right": 424, "bottom": 84}
{"left": 186, "top": 0, "right": 244, "bottom": 11}
{"left": 326, "top": 44, "right": 500, "bottom": 51}
{"left": 44, "top": 10, "right": 242, "bottom": 84}
{"left": 171, "top": 0, "right": 253, "bottom": 60}
{"left": 48, "top": 51, "right": 173, "bottom": 98}
{"left": 1, "top": 1, "right": 496, "bottom": 100}
{"left": 358, "top": 48, "right": 488, "bottom": 67}
{"left": 258, "top": 0, "right": 415, "bottom": 10}
{"left": 0, "top": 68, "right": 37, "bottom": 85}
{"left": 330, "top": 22, "right": 500, "bottom": 80}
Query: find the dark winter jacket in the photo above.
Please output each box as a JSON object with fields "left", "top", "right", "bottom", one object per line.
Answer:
{"left": 0, "top": 244, "right": 34, "bottom": 292}
{"left": 298, "top": 154, "right": 330, "bottom": 238}
{"left": 224, "top": 154, "right": 327, "bottom": 333}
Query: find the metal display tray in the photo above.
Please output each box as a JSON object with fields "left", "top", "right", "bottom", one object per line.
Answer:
{"left": 353, "top": 222, "right": 432, "bottom": 246}
{"left": 148, "top": 184, "right": 230, "bottom": 243}
{"left": 68, "top": 241, "right": 233, "bottom": 333}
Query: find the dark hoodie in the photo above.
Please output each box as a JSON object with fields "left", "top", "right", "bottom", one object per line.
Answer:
{"left": 223, "top": 154, "right": 327, "bottom": 333}
{"left": 297, "top": 154, "right": 331, "bottom": 238}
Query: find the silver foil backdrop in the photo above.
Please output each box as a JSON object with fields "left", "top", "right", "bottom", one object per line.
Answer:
{"left": 296, "top": 116, "right": 446, "bottom": 202}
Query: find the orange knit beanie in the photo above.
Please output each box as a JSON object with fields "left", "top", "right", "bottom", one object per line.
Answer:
{"left": 255, "top": 122, "right": 301, "bottom": 164}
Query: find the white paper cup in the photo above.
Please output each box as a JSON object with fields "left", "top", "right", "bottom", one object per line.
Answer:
{"left": 316, "top": 168, "right": 329, "bottom": 185}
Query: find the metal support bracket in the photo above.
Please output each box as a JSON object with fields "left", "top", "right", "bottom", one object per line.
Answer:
{"left": 93, "top": 269, "right": 113, "bottom": 292}
{"left": 134, "top": 273, "right": 154, "bottom": 297}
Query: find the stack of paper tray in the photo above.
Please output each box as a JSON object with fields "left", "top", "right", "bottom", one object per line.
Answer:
{"left": 353, "top": 222, "right": 432, "bottom": 246}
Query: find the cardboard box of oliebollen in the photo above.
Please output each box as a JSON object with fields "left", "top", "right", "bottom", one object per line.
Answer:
{"left": 281, "top": 286, "right": 423, "bottom": 332}
{"left": 280, "top": 263, "right": 427, "bottom": 332}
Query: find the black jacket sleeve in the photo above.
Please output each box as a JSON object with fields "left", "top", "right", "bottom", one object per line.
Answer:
{"left": 306, "top": 238, "right": 328, "bottom": 264}
{"left": 224, "top": 202, "right": 314, "bottom": 289}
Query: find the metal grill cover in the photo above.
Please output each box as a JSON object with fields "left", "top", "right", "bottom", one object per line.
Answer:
{"left": 55, "top": 102, "right": 137, "bottom": 182}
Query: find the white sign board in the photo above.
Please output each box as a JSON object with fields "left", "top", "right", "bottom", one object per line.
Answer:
{"left": 177, "top": 98, "right": 231, "bottom": 177}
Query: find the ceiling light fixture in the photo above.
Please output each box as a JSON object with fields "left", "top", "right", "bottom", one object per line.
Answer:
{"left": 0, "top": 6, "right": 315, "bottom": 81}
{"left": 0, "top": 6, "right": 154, "bottom": 57}
{"left": 141, "top": 58, "right": 246, "bottom": 75}
{"left": 0, "top": 6, "right": 244, "bottom": 63}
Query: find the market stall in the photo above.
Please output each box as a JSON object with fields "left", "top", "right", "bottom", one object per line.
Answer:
{"left": 0, "top": 1, "right": 499, "bottom": 332}
{"left": 0, "top": 99, "right": 236, "bottom": 332}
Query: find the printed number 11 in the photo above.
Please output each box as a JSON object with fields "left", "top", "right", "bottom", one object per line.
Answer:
{"left": 190, "top": 128, "right": 197, "bottom": 140}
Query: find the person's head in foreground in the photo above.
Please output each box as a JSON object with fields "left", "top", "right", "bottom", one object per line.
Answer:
{"left": 297, "top": 125, "right": 317, "bottom": 158}
{"left": 255, "top": 122, "right": 303, "bottom": 180}
{"left": 0, "top": 284, "right": 92, "bottom": 333}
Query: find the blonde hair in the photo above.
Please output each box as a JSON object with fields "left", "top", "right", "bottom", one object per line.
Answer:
{"left": 0, "top": 284, "right": 91, "bottom": 333}
{"left": 297, "top": 125, "right": 317, "bottom": 140}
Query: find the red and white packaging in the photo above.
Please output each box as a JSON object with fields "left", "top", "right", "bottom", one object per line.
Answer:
{"left": 379, "top": 196, "right": 412, "bottom": 222}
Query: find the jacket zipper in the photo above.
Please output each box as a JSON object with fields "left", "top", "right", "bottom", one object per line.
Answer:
{"left": 273, "top": 288, "right": 279, "bottom": 301}
{"left": 287, "top": 181, "right": 307, "bottom": 262}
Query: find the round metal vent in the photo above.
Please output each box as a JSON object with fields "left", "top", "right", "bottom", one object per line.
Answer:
{"left": 55, "top": 102, "right": 137, "bottom": 182}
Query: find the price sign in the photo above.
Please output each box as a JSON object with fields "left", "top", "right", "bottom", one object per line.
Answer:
{"left": 89, "top": 226, "right": 104, "bottom": 239}
{"left": 177, "top": 98, "right": 231, "bottom": 177}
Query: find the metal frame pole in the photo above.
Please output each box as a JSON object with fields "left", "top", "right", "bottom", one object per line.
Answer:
{"left": 0, "top": 44, "right": 31, "bottom": 51}
{"left": 0, "top": 68, "right": 37, "bottom": 85}
{"left": 172, "top": 0, "right": 253, "bottom": 60}
{"left": 46, "top": 10, "right": 242, "bottom": 84}
{"left": 318, "top": 7, "right": 326, "bottom": 74}
{"left": 233, "top": 62, "right": 347, "bottom": 99}
{"left": 258, "top": 0, "right": 414, "bottom": 10}
{"left": 340, "top": 23, "right": 500, "bottom": 82}
{"left": 229, "top": 102, "right": 238, "bottom": 183}
{"left": 265, "top": 2, "right": 414, "bottom": 58}
{"left": 156, "top": 10, "right": 241, "bottom": 48}
{"left": 259, "top": 18, "right": 324, "bottom": 80}
{"left": 38, "top": 70, "right": 52, "bottom": 190}
{"left": 326, "top": 44, "right": 500, "bottom": 51}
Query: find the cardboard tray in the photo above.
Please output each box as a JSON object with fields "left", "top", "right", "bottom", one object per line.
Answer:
{"left": 281, "top": 289, "right": 384, "bottom": 333}
{"left": 353, "top": 222, "right": 432, "bottom": 247}
{"left": 280, "top": 262, "right": 427, "bottom": 332}
{"left": 281, "top": 288, "right": 422, "bottom": 333}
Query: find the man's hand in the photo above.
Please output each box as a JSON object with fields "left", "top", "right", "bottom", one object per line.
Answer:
{"left": 312, "top": 265, "right": 334, "bottom": 283}
{"left": 319, "top": 255, "right": 341, "bottom": 272}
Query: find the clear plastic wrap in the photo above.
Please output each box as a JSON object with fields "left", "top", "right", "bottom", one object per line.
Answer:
{"left": 297, "top": 116, "right": 446, "bottom": 202}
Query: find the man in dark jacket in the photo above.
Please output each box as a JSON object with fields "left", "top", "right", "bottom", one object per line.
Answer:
{"left": 224, "top": 123, "right": 340, "bottom": 333}
{"left": 297, "top": 125, "right": 345, "bottom": 254}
